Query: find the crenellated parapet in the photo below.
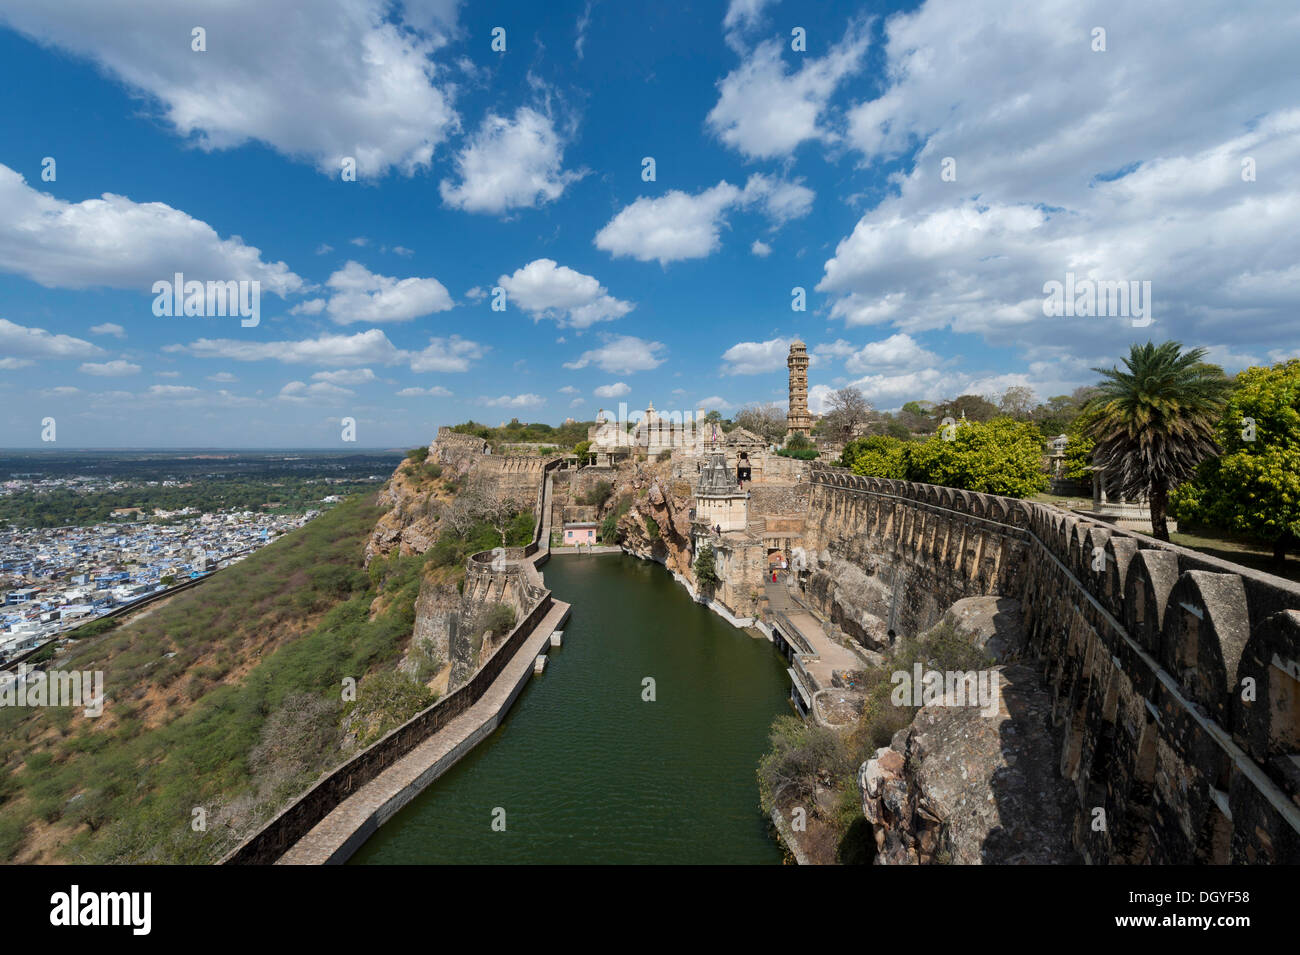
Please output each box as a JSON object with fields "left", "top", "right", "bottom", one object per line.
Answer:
{"left": 808, "top": 463, "right": 1300, "bottom": 864}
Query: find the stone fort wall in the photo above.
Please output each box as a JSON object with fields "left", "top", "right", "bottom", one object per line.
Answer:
{"left": 805, "top": 464, "right": 1300, "bottom": 864}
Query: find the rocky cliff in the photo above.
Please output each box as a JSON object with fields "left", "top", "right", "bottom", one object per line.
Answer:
{"left": 617, "top": 468, "right": 696, "bottom": 579}
{"left": 860, "top": 661, "right": 1078, "bottom": 864}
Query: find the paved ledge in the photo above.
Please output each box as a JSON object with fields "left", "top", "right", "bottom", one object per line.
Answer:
{"left": 277, "top": 599, "right": 571, "bottom": 865}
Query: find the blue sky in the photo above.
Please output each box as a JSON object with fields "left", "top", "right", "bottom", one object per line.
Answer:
{"left": 0, "top": 0, "right": 1297, "bottom": 448}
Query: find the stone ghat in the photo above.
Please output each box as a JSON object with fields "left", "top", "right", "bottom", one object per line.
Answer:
{"left": 808, "top": 464, "right": 1300, "bottom": 864}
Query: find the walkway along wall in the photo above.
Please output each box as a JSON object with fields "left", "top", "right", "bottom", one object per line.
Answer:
{"left": 805, "top": 464, "right": 1300, "bottom": 864}
{"left": 222, "top": 461, "right": 563, "bottom": 865}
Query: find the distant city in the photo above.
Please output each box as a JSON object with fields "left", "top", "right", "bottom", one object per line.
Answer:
{"left": 0, "top": 451, "right": 401, "bottom": 663}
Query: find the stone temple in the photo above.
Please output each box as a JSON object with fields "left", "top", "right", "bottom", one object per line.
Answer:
{"left": 786, "top": 339, "right": 812, "bottom": 439}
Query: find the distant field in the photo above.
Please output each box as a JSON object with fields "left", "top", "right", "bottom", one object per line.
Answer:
{"left": 0, "top": 492, "right": 444, "bottom": 863}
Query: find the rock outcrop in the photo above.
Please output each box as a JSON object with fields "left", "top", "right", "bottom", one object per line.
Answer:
{"left": 619, "top": 469, "right": 695, "bottom": 578}
{"left": 860, "top": 662, "right": 1078, "bottom": 864}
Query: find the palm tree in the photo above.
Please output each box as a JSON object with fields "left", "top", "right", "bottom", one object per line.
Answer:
{"left": 1083, "top": 341, "right": 1231, "bottom": 541}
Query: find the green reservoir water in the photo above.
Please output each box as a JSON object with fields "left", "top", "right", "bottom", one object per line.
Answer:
{"left": 349, "top": 553, "right": 790, "bottom": 864}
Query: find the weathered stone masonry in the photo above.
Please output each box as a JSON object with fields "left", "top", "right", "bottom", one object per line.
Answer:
{"left": 806, "top": 464, "right": 1300, "bottom": 864}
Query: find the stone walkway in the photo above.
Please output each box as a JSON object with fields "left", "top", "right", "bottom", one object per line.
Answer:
{"left": 278, "top": 598, "right": 571, "bottom": 864}
{"left": 765, "top": 576, "right": 863, "bottom": 688}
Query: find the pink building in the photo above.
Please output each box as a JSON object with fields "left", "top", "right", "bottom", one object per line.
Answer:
{"left": 563, "top": 522, "right": 599, "bottom": 545}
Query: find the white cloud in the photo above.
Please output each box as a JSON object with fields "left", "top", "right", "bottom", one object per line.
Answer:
{"left": 751, "top": 240, "right": 772, "bottom": 257}
{"left": 168, "top": 328, "right": 404, "bottom": 366}
{"left": 697, "top": 395, "right": 732, "bottom": 411}
{"left": 723, "top": 0, "right": 775, "bottom": 33}
{"left": 843, "top": 333, "right": 940, "bottom": 375}
{"left": 0, "top": 0, "right": 460, "bottom": 178}
{"left": 817, "top": 0, "right": 1300, "bottom": 361}
{"left": 558, "top": 385, "right": 579, "bottom": 394}
{"left": 147, "top": 384, "right": 200, "bottom": 397}
{"left": 0, "top": 358, "right": 34, "bottom": 370}
{"left": 289, "top": 298, "right": 326, "bottom": 316}
{"left": 593, "top": 381, "right": 630, "bottom": 398}
{"left": 498, "top": 258, "right": 633, "bottom": 328}
{"left": 80, "top": 359, "right": 141, "bottom": 376}
{"left": 315, "top": 243, "right": 334, "bottom": 255}
{"left": 279, "top": 380, "right": 354, "bottom": 402}
{"left": 0, "top": 318, "right": 103, "bottom": 359}
{"left": 323, "top": 261, "right": 453, "bottom": 324}
{"left": 397, "top": 385, "right": 452, "bottom": 397}
{"left": 440, "top": 107, "right": 585, "bottom": 214}
{"left": 407, "top": 335, "right": 486, "bottom": 373}
{"left": 311, "top": 368, "right": 376, "bottom": 385}
{"left": 90, "top": 322, "right": 125, "bottom": 338}
{"left": 480, "top": 393, "right": 545, "bottom": 408}
{"left": 594, "top": 174, "right": 812, "bottom": 265}
{"left": 707, "top": 23, "right": 870, "bottom": 159}
{"left": 206, "top": 371, "right": 239, "bottom": 382}
{"left": 169, "top": 328, "right": 484, "bottom": 373}
{"left": 563, "top": 335, "right": 667, "bottom": 373}
{"left": 720, "top": 338, "right": 793, "bottom": 375}
{"left": 741, "top": 173, "right": 815, "bottom": 225}
{"left": 595, "top": 183, "right": 740, "bottom": 265}
{"left": 0, "top": 165, "right": 303, "bottom": 295}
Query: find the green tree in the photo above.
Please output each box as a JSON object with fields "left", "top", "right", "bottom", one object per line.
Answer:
{"left": 785, "top": 431, "right": 812, "bottom": 451}
{"left": 841, "top": 435, "right": 909, "bottom": 479}
{"left": 1172, "top": 359, "right": 1300, "bottom": 564}
{"left": 1060, "top": 414, "right": 1097, "bottom": 482}
{"left": 694, "top": 544, "right": 720, "bottom": 589}
{"left": 1083, "top": 341, "right": 1231, "bottom": 540}
{"left": 907, "top": 418, "right": 1048, "bottom": 498}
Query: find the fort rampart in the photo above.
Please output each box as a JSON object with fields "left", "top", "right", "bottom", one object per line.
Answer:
{"left": 805, "top": 464, "right": 1300, "bottom": 864}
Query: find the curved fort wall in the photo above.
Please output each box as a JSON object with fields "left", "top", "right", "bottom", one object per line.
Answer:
{"left": 806, "top": 464, "right": 1300, "bottom": 864}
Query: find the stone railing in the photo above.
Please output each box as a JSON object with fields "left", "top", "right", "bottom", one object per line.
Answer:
{"left": 222, "top": 589, "right": 553, "bottom": 865}
{"left": 808, "top": 464, "right": 1300, "bottom": 863}
{"left": 224, "top": 456, "right": 563, "bottom": 865}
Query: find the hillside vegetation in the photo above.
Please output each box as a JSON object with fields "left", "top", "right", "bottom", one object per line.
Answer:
{"left": 0, "top": 493, "right": 448, "bottom": 863}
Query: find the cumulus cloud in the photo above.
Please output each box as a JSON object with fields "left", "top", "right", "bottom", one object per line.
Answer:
{"left": 0, "top": 0, "right": 461, "bottom": 178}
{"left": 594, "top": 174, "right": 813, "bottom": 265}
{"left": 843, "top": 333, "right": 941, "bottom": 375}
{"left": 397, "top": 385, "right": 452, "bottom": 397}
{"left": 593, "top": 381, "right": 630, "bottom": 398}
{"left": 563, "top": 335, "right": 667, "bottom": 374}
{"left": 498, "top": 258, "right": 633, "bottom": 328}
{"left": 407, "top": 335, "right": 487, "bottom": 373}
{"left": 80, "top": 359, "right": 141, "bottom": 376}
{"left": 289, "top": 298, "right": 326, "bottom": 316}
{"left": 0, "top": 318, "right": 103, "bottom": 359}
{"left": 90, "top": 322, "right": 126, "bottom": 338}
{"left": 440, "top": 107, "right": 585, "bottom": 214}
{"left": 817, "top": 0, "right": 1300, "bottom": 361}
{"left": 751, "top": 240, "right": 772, "bottom": 257}
{"left": 720, "top": 338, "right": 793, "bottom": 375}
{"left": 323, "top": 261, "right": 453, "bottom": 324}
{"left": 697, "top": 395, "right": 733, "bottom": 411}
{"left": 0, "top": 165, "right": 303, "bottom": 295}
{"left": 707, "top": 21, "right": 870, "bottom": 159}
